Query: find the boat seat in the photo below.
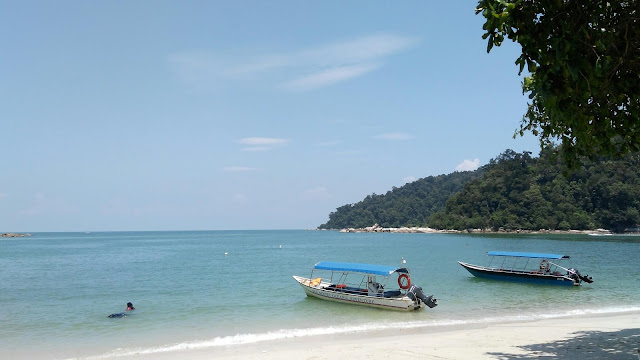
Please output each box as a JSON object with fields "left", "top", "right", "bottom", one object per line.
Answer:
{"left": 368, "top": 281, "right": 384, "bottom": 296}
{"left": 383, "top": 290, "right": 402, "bottom": 298}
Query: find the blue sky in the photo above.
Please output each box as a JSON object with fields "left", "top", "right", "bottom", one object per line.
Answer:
{"left": 1, "top": 1, "right": 541, "bottom": 232}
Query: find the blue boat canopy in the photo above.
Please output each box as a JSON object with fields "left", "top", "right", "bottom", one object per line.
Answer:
{"left": 487, "top": 251, "right": 569, "bottom": 259}
{"left": 313, "top": 261, "right": 408, "bottom": 276}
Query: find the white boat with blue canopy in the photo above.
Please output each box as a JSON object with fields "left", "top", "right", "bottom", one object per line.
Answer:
{"left": 293, "top": 261, "right": 437, "bottom": 311}
{"left": 459, "top": 251, "right": 593, "bottom": 286}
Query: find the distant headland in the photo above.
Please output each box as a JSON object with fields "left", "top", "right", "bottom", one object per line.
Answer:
{"left": 1, "top": 233, "right": 31, "bottom": 238}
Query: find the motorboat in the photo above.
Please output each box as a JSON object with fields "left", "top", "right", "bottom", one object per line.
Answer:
{"left": 459, "top": 251, "right": 593, "bottom": 286}
{"left": 293, "top": 261, "right": 437, "bottom": 311}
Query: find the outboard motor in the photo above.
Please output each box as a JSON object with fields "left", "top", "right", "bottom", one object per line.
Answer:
{"left": 567, "top": 268, "right": 594, "bottom": 284}
{"left": 407, "top": 285, "right": 438, "bottom": 308}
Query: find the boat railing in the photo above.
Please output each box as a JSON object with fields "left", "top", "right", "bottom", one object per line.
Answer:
{"left": 487, "top": 255, "right": 570, "bottom": 273}
{"left": 307, "top": 270, "right": 401, "bottom": 297}
{"left": 481, "top": 263, "right": 566, "bottom": 276}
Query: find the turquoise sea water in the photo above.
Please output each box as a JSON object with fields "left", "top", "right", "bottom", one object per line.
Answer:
{"left": 1, "top": 230, "right": 639, "bottom": 359}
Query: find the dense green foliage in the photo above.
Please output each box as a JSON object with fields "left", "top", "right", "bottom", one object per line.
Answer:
{"left": 317, "top": 171, "right": 483, "bottom": 229}
{"left": 319, "top": 148, "right": 640, "bottom": 232}
{"left": 429, "top": 149, "right": 640, "bottom": 232}
{"left": 477, "top": 1, "right": 640, "bottom": 167}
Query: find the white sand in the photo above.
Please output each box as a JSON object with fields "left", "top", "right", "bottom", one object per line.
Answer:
{"left": 131, "top": 312, "right": 640, "bottom": 360}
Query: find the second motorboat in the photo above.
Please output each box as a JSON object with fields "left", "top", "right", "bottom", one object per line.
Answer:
{"left": 459, "top": 251, "right": 593, "bottom": 286}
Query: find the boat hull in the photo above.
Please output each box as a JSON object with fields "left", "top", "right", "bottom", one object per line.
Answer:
{"left": 292, "top": 276, "right": 421, "bottom": 311}
{"left": 458, "top": 262, "right": 578, "bottom": 286}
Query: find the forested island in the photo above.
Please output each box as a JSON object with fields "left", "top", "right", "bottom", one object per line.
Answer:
{"left": 318, "top": 148, "right": 640, "bottom": 233}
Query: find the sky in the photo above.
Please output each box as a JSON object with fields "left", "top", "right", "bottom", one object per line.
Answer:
{"left": 1, "top": 1, "right": 542, "bottom": 232}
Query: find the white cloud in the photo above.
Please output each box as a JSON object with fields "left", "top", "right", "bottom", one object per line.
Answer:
{"left": 373, "top": 132, "right": 414, "bottom": 140}
{"left": 169, "top": 33, "right": 418, "bottom": 91}
{"left": 222, "top": 166, "right": 257, "bottom": 172}
{"left": 231, "top": 34, "right": 417, "bottom": 75}
{"left": 455, "top": 158, "right": 480, "bottom": 172}
{"left": 0, "top": 192, "right": 7, "bottom": 198}
{"left": 331, "top": 149, "right": 365, "bottom": 156}
{"left": 403, "top": 176, "right": 416, "bottom": 184}
{"left": 283, "top": 63, "right": 380, "bottom": 91}
{"left": 238, "top": 137, "right": 289, "bottom": 146}
{"left": 238, "top": 137, "right": 289, "bottom": 152}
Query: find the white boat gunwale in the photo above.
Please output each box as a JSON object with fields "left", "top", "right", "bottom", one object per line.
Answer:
{"left": 293, "top": 261, "right": 437, "bottom": 311}
{"left": 293, "top": 275, "right": 418, "bottom": 310}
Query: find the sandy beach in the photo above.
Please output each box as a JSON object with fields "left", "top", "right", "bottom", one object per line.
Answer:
{"left": 125, "top": 312, "right": 640, "bottom": 360}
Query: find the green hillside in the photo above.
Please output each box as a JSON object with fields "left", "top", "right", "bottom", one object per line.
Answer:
{"left": 317, "top": 170, "right": 483, "bottom": 229}
{"left": 319, "top": 148, "right": 640, "bottom": 232}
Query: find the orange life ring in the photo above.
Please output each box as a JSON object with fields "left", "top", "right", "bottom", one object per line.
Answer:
{"left": 398, "top": 274, "right": 411, "bottom": 289}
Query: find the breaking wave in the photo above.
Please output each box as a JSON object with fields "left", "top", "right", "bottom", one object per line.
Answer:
{"left": 75, "top": 305, "right": 640, "bottom": 359}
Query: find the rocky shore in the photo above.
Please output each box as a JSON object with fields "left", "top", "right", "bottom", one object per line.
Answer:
{"left": 1, "top": 233, "right": 31, "bottom": 237}
{"left": 337, "top": 223, "right": 614, "bottom": 235}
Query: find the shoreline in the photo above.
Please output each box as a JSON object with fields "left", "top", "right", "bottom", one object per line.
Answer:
{"left": 131, "top": 311, "right": 640, "bottom": 359}
{"left": 332, "top": 223, "right": 616, "bottom": 235}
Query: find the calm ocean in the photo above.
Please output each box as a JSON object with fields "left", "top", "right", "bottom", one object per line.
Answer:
{"left": 1, "top": 230, "right": 639, "bottom": 359}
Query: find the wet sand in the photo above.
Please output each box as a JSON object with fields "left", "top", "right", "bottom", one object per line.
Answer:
{"left": 133, "top": 312, "right": 640, "bottom": 359}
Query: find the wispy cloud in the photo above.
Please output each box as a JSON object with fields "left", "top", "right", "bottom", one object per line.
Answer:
{"left": 0, "top": 192, "right": 7, "bottom": 198}
{"left": 222, "top": 166, "right": 257, "bottom": 172}
{"left": 169, "top": 33, "right": 418, "bottom": 91}
{"left": 455, "top": 158, "right": 480, "bottom": 172}
{"left": 238, "top": 137, "right": 289, "bottom": 152}
{"left": 283, "top": 63, "right": 380, "bottom": 91}
{"left": 373, "top": 132, "right": 415, "bottom": 140}
{"left": 238, "top": 137, "right": 289, "bottom": 146}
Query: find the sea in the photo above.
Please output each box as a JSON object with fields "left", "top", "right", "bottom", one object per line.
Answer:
{"left": 1, "top": 230, "right": 639, "bottom": 359}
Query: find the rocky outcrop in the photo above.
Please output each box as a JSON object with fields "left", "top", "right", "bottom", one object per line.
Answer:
{"left": 339, "top": 223, "right": 444, "bottom": 233}
{"left": 1, "top": 233, "right": 31, "bottom": 237}
{"left": 336, "top": 224, "right": 614, "bottom": 235}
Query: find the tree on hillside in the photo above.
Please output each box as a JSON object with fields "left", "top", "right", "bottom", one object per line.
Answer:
{"left": 428, "top": 148, "right": 640, "bottom": 232}
{"left": 477, "top": 0, "right": 640, "bottom": 167}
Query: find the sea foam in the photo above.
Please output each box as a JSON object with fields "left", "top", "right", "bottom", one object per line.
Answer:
{"left": 76, "top": 305, "right": 640, "bottom": 359}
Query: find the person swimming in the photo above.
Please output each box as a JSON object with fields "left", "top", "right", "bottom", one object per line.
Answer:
{"left": 108, "top": 302, "right": 135, "bottom": 318}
